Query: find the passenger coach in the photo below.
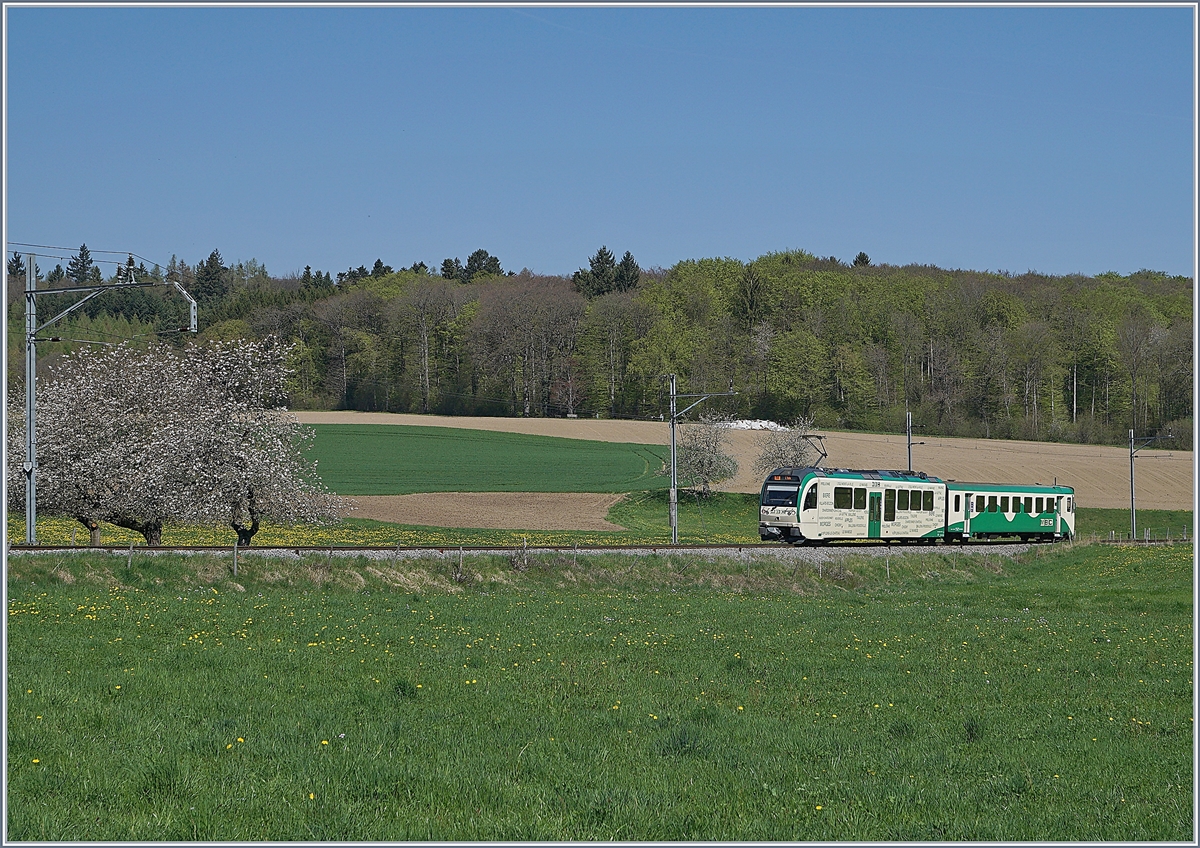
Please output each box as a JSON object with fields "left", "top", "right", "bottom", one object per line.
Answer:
{"left": 944, "top": 482, "right": 1075, "bottom": 542}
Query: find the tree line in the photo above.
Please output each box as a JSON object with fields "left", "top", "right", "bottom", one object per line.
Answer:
{"left": 7, "top": 244, "right": 1193, "bottom": 450}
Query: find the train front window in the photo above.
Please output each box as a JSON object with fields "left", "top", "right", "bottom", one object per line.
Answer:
{"left": 763, "top": 486, "right": 799, "bottom": 507}
{"left": 802, "top": 485, "right": 818, "bottom": 511}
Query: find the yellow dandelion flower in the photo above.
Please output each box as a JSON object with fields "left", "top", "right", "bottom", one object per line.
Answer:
{"left": 321, "top": 740, "right": 328, "bottom": 745}
{"left": 32, "top": 759, "right": 39, "bottom": 764}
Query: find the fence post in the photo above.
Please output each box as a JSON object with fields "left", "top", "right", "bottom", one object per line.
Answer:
{"left": 233, "top": 540, "right": 239, "bottom": 577}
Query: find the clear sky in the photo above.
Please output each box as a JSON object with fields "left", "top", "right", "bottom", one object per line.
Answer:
{"left": 4, "top": 4, "right": 1195, "bottom": 279}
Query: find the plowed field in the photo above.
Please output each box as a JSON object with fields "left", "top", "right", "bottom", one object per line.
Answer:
{"left": 294, "top": 411, "right": 1194, "bottom": 528}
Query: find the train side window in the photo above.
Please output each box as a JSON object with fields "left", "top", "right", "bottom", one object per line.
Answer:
{"left": 923, "top": 490, "right": 934, "bottom": 511}
{"left": 897, "top": 490, "right": 909, "bottom": 510}
{"left": 884, "top": 489, "right": 896, "bottom": 521}
{"left": 1025, "top": 496, "right": 1033, "bottom": 513}
{"left": 854, "top": 488, "right": 866, "bottom": 509}
{"left": 976, "top": 495, "right": 985, "bottom": 514}
{"left": 988, "top": 496, "right": 998, "bottom": 513}
{"left": 1066, "top": 496, "right": 1072, "bottom": 513}
{"left": 1035, "top": 497, "right": 1044, "bottom": 514}
{"left": 1000, "top": 496, "right": 1009, "bottom": 512}
{"left": 834, "top": 487, "right": 852, "bottom": 509}
{"left": 1015, "top": 499, "right": 1023, "bottom": 514}
{"left": 954, "top": 494, "right": 961, "bottom": 512}
{"left": 803, "top": 485, "right": 818, "bottom": 511}
{"left": 911, "top": 490, "right": 922, "bottom": 510}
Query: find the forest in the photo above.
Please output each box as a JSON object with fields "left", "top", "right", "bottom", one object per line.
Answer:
{"left": 6, "top": 244, "right": 1193, "bottom": 449}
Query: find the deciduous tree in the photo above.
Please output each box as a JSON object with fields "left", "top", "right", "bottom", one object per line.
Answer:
{"left": 6, "top": 338, "right": 347, "bottom": 546}
{"left": 753, "top": 415, "right": 820, "bottom": 476}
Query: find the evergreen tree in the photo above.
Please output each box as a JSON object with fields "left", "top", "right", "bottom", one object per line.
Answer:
{"left": 573, "top": 245, "right": 617, "bottom": 298}
{"left": 463, "top": 249, "right": 502, "bottom": 281}
{"left": 441, "top": 257, "right": 463, "bottom": 281}
{"left": 853, "top": 252, "right": 871, "bottom": 267}
{"left": 371, "top": 259, "right": 393, "bottom": 277}
{"left": 614, "top": 250, "right": 640, "bottom": 292}
{"left": 47, "top": 264, "right": 65, "bottom": 283}
{"left": 67, "top": 244, "right": 93, "bottom": 285}
{"left": 410, "top": 261, "right": 428, "bottom": 274}
{"left": 192, "top": 249, "right": 228, "bottom": 303}
{"left": 7, "top": 253, "right": 24, "bottom": 280}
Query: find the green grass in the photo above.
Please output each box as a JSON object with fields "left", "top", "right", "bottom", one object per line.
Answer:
{"left": 1072, "top": 508, "right": 1194, "bottom": 542}
{"left": 6, "top": 543, "right": 1192, "bottom": 840}
{"left": 307, "top": 424, "right": 669, "bottom": 494}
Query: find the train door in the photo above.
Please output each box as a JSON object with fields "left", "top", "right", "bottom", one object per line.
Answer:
{"left": 963, "top": 492, "right": 974, "bottom": 537}
{"left": 868, "top": 492, "right": 882, "bottom": 538}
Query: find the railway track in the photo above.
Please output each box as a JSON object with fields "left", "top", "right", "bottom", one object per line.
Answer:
{"left": 5, "top": 538, "right": 1111, "bottom": 556}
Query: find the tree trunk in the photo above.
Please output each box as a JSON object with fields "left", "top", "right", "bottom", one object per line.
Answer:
{"left": 231, "top": 517, "right": 260, "bottom": 546}
{"left": 231, "top": 487, "right": 262, "bottom": 546}
{"left": 76, "top": 516, "right": 101, "bottom": 547}
{"left": 111, "top": 516, "right": 162, "bottom": 546}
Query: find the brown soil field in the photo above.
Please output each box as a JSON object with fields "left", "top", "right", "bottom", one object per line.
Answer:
{"left": 350, "top": 493, "right": 625, "bottom": 530}
{"left": 296, "top": 411, "right": 1194, "bottom": 527}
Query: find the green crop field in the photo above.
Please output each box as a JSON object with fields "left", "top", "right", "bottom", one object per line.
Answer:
{"left": 306, "top": 424, "right": 669, "bottom": 495}
{"left": 5, "top": 543, "right": 1192, "bottom": 841}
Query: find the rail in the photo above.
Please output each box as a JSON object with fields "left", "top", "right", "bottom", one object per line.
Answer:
{"left": 6, "top": 538, "right": 1124, "bottom": 555}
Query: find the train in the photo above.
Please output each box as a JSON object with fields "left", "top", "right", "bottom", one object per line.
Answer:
{"left": 759, "top": 466, "right": 1075, "bottom": 545}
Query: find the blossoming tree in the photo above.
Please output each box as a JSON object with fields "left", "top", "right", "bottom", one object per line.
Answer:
{"left": 7, "top": 337, "right": 347, "bottom": 546}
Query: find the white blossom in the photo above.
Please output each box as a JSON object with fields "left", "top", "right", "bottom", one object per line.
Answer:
{"left": 7, "top": 337, "right": 347, "bottom": 545}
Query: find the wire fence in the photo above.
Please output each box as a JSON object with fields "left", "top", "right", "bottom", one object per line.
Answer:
{"left": 1089, "top": 527, "right": 1191, "bottom": 545}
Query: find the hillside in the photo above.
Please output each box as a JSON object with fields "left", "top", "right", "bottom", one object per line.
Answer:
{"left": 9, "top": 249, "right": 1192, "bottom": 452}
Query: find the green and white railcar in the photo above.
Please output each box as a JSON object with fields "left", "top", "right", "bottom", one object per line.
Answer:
{"left": 759, "top": 467, "right": 946, "bottom": 544}
{"left": 944, "top": 481, "right": 1075, "bottom": 542}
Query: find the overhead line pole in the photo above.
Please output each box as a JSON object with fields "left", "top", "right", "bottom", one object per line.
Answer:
{"left": 663, "top": 374, "right": 737, "bottom": 545}
{"left": 22, "top": 259, "right": 197, "bottom": 545}
{"left": 24, "top": 255, "right": 38, "bottom": 544}
{"left": 1129, "top": 428, "right": 1172, "bottom": 542}
{"left": 905, "top": 411, "right": 925, "bottom": 474}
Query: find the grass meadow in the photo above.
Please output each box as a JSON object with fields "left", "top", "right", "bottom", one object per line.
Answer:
{"left": 306, "top": 424, "right": 668, "bottom": 494}
{"left": 5, "top": 541, "right": 1193, "bottom": 841}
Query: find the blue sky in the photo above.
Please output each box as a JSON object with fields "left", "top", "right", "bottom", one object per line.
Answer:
{"left": 4, "top": 5, "right": 1195, "bottom": 279}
